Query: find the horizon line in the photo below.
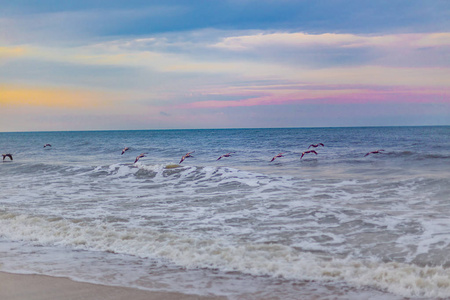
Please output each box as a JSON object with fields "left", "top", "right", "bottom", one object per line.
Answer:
{"left": 1, "top": 124, "right": 449, "bottom": 134}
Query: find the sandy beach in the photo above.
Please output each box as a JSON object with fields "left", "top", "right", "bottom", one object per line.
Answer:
{"left": 0, "top": 272, "right": 226, "bottom": 300}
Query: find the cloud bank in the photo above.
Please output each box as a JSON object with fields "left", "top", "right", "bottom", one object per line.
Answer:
{"left": 0, "top": 1, "right": 449, "bottom": 131}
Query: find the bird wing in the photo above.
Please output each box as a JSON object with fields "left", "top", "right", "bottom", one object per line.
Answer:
{"left": 134, "top": 154, "right": 144, "bottom": 163}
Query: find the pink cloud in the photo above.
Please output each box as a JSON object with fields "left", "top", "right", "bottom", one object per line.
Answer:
{"left": 175, "top": 85, "right": 449, "bottom": 110}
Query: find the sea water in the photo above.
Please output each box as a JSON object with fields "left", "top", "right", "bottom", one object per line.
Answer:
{"left": 0, "top": 127, "right": 449, "bottom": 299}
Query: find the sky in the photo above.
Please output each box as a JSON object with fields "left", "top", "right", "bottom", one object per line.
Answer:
{"left": 1, "top": 0, "right": 449, "bottom": 131}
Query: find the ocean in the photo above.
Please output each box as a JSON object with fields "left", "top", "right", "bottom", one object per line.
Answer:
{"left": 0, "top": 126, "right": 449, "bottom": 299}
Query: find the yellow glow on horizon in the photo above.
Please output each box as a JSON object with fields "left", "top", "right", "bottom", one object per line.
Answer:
{"left": 0, "top": 46, "right": 26, "bottom": 59}
{"left": 0, "top": 86, "right": 109, "bottom": 109}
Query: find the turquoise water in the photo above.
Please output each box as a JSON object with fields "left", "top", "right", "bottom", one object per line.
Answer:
{"left": 1, "top": 127, "right": 449, "bottom": 299}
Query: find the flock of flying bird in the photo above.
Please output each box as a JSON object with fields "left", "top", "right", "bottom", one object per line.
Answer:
{"left": 270, "top": 143, "right": 325, "bottom": 162}
{"left": 122, "top": 143, "right": 385, "bottom": 165}
{"left": 118, "top": 148, "right": 234, "bottom": 164}
{"left": 1, "top": 143, "right": 385, "bottom": 163}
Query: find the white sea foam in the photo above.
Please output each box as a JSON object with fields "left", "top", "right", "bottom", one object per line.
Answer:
{"left": 0, "top": 212, "right": 449, "bottom": 298}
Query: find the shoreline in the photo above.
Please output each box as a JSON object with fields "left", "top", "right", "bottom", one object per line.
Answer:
{"left": 0, "top": 271, "right": 226, "bottom": 300}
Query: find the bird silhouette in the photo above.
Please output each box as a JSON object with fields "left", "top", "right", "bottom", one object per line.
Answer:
{"left": 134, "top": 153, "right": 147, "bottom": 163}
{"left": 308, "top": 143, "right": 324, "bottom": 149}
{"left": 270, "top": 153, "right": 284, "bottom": 162}
{"left": 2, "top": 154, "right": 13, "bottom": 161}
{"left": 300, "top": 150, "right": 317, "bottom": 159}
{"left": 364, "top": 149, "right": 385, "bottom": 157}
{"left": 121, "top": 147, "right": 129, "bottom": 155}
{"left": 217, "top": 152, "right": 235, "bottom": 161}
{"left": 179, "top": 151, "right": 195, "bottom": 164}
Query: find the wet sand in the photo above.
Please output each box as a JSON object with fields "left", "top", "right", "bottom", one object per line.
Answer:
{"left": 0, "top": 271, "right": 226, "bottom": 300}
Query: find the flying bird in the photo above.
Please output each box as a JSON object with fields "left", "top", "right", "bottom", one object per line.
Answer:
{"left": 270, "top": 153, "right": 285, "bottom": 162}
{"left": 364, "top": 149, "right": 385, "bottom": 157}
{"left": 2, "top": 154, "right": 13, "bottom": 161}
{"left": 179, "top": 151, "right": 195, "bottom": 164}
{"left": 43, "top": 144, "right": 52, "bottom": 148}
{"left": 300, "top": 150, "right": 318, "bottom": 159}
{"left": 217, "top": 152, "right": 235, "bottom": 161}
{"left": 134, "top": 153, "right": 147, "bottom": 163}
{"left": 308, "top": 143, "right": 324, "bottom": 149}
{"left": 121, "top": 147, "right": 129, "bottom": 155}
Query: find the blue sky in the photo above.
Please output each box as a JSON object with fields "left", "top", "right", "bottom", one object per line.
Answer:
{"left": 1, "top": 0, "right": 449, "bottom": 131}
